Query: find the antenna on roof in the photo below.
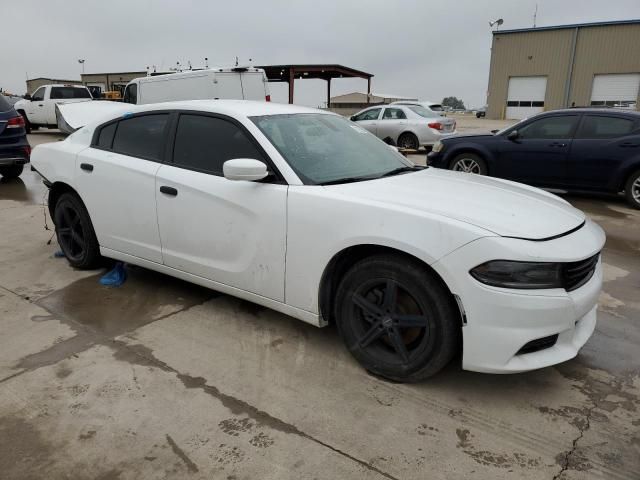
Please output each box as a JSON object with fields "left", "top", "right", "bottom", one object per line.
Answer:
{"left": 533, "top": 3, "right": 538, "bottom": 28}
{"left": 235, "top": 56, "right": 239, "bottom": 67}
{"left": 204, "top": 57, "right": 209, "bottom": 68}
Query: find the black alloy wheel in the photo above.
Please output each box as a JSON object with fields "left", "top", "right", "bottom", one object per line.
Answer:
{"left": 335, "top": 254, "right": 459, "bottom": 382}
{"left": 54, "top": 193, "right": 101, "bottom": 269}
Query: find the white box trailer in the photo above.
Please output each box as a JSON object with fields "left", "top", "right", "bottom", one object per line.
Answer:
{"left": 57, "top": 67, "right": 271, "bottom": 133}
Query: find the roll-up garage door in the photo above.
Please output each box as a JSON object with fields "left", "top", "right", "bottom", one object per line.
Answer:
{"left": 590, "top": 73, "right": 640, "bottom": 108}
{"left": 506, "top": 76, "right": 547, "bottom": 120}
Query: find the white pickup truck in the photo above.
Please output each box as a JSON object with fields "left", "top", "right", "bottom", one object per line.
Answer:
{"left": 14, "top": 84, "right": 93, "bottom": 133}
{"left": 55, "top": 67, "right": 271, "bottom": 134}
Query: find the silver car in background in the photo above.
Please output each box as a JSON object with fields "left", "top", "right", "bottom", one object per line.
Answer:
{"left": 350, "top": 104, "right": 456, "bottom": 150}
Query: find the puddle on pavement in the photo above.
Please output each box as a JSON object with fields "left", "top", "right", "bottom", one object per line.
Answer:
{"left": 37, "top": 266, "right": 215, "bottom": 337}
{"left": 0, "top": 175, "right": 47, "bottom": 204}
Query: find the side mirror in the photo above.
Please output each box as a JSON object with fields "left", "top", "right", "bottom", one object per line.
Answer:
{"left": 507, "top": 130, "right": 519, "bottom": 141}
{"left": 24, "top": 94, "right": 32, "bottom": 101}
{"left": 223, "top": 158, "right": 268, "bottom": 181}
{"left": 490, "top": 129, "right": 499, "bottom": 134}
{"left": 350, "top": 116, "right": 356, "bottom": 121}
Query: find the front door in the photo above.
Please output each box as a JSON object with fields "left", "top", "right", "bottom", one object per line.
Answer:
{"left": 497, "top": 114, "right": 579, "bottom": 186}
{"left": 75, "top": 113, "right": 169, "bottom": 263}
{"left": 351, "top": 107, "right": 381, "bottom": 136}
{"left": 27, "top": 87, "right": 47, "bottom": 125}
{"left": 567, "top": 114, "right": 639, "bottom": 189}
{"left": 155, "top": 113, "right": 287, "bottom": 301}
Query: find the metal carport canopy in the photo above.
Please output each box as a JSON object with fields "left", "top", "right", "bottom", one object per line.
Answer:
{"left": 256, "top": 64, "right": 374, "bottom": 105}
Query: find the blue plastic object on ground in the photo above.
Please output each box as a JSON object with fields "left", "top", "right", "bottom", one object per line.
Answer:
{"left": 54, "top": 250, "right": 65, "bottom": 258}
{"left": 99, "top": 262, "right": 127, "bottom": 287}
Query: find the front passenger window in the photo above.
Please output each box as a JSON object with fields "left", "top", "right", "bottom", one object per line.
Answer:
{"left": 172, "top": 114, "right": 266, "bottom": 176}
{"left": 518, "top": 116, "right": 578, "bottom": 139}
{"left": 112, "top": 114, "right": 168, "bottom": 160}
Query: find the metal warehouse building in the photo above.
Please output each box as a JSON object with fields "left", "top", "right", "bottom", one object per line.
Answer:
{"left": 487, "top": 19, "right": 640, "bottom": 119}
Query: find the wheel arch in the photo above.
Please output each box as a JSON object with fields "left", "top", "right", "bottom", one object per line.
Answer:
{"left": 318, "top": 244, "right": 459, "bottom": 326}
{"left": 615, "top": 160, "right": 640, "bottom": 192}
{"left": 48, "top": 181, "right": 83, "bottom": 219}
{"left": 396, "top": 130, "right": 420, "bottom": 146}
{"left": 446, "top": 146, "right": 491, "bottom": 172}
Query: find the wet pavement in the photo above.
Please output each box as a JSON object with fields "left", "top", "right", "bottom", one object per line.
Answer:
{"left": 0, "top": 130, "right": 638, "bottom": 479}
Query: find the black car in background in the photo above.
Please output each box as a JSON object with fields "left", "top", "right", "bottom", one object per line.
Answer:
{"left": 427, "top": 108, "right": 640, "bottom": 209}
{"left": 0, "top": 95, "right": 30, "bottom": 179}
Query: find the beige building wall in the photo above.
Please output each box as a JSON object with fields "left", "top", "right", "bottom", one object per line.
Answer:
{"left": 569, "top": 23, "right": 640, "bottom": 106}
{"left": 487, "top": 29, "right": 574, "bottom": 119}
{"left": 487, "top": 22, "right": 640, "bottom": 119}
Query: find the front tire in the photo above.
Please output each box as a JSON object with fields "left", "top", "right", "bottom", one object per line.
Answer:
{"left": 450, "top": 153, "right": 487, "bottom": 175}
{"left": 625, "top": 170, "right": 640, "bottom": 209}
{"left": 397, "top": 132, "right": 420, "bottom": 150}
{"left": 53, "top": 192, "right": 102, "bottom": 269}
{"left": 334, "top": 254, "right": 459, "bottom": 382}
{"left": 0, "top": 165, "right": 24, "bottom": 179}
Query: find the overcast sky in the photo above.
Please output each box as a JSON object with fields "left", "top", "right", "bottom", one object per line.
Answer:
{"left": 5, "top": 0, "right": 640, "bottom": 107}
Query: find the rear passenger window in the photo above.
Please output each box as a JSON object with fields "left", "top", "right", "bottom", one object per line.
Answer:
{"left": 96, "top": 122, "right": 117, "bottom": 149}
{"left": 112, "top": 114, "right": 168, "bottom": 160}
{"left": 172, "top": 115, "right": 265, "bottom": 175}
{"left": 576, "top": 115, "right": 636, "bottom": 139}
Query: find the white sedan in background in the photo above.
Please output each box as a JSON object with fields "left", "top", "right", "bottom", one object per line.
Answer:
{"left": 31, "top": 100, "right": 604, "bottom": 381}
{"left": 350, "top": 104, "right": 456, "bottom": 150}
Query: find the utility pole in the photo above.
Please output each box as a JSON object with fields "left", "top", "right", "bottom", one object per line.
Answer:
{"left": 78, "top": 59, "right": 85, "bottom": 75}
{"left": 533, "top": 3, "right": 538, "bottom": 28}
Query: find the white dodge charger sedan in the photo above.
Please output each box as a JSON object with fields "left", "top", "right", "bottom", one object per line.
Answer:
{"left": 31, "top": 100, "right": 605, "bottom": 381}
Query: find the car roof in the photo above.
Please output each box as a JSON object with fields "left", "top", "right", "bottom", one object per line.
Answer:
{"left": 117, "top": 99, "right": 331, "bottom": 118}
{"left": 538, "top": 107, "right": 640, "bottom": 117}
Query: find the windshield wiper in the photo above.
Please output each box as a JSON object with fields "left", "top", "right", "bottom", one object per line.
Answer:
{"left": 377, "top": 165, "right": 424, "bottom": 178}
{"left": 318, "top": 176, "right": 373, "bottom": 186}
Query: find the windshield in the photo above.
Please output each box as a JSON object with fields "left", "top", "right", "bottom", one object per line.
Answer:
{"left": 252, "top": 113, "right": 412, "bottom": 185}
{"left": 408, "top": 105, "right": 439, "bottom": 118}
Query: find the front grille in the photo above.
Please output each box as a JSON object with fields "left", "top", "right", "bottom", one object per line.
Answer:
{"left": 517, "top": 334, "right": 559, "bottom": 355}
{"left": 562, "top": 253, "right": 599, "bottom": 291}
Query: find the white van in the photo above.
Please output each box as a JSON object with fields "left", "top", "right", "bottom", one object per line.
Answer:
{"left": 56, "top": 67, "right": 271, "bottom": 133}
{"left": 122, "top": 67, "right": 270, "bottom": 105}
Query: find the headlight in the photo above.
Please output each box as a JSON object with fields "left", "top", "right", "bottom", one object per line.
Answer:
{"left": 470, "top": 260, "right": 563, "bottom": 289}
{"left": 432, "top": 140, "right": 444, "bottom": 153}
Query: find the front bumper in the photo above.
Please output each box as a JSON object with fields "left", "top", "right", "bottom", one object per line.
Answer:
{"left": 432, "top": 218, "right": 605, "bottom": 373}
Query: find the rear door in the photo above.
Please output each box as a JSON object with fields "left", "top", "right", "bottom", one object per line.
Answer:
{"left": 497, "top": 114, "right": 579, "bottom": 186}
{"left": 240, "top": 72, "right": 267, "bottom": 101}
{"left": 75, "top": 113, "right": 169, "bottom": 262}
{"left": 214, "top": 73, "right": 244, "bottom": 99}
{"left": 377, "top": 107, "right": 407, "bottom": 142}
{"left": 351, "top": 108, "right": 381, "bottom": 135}
{"left": 567, "top": 114, "right": 639, "bottom": 189}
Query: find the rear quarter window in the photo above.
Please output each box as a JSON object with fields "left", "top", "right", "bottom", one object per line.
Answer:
{"left": 50, "top": 87, "right": 92, "bottom": 99}
{"left": 0, "top": 95, "right": 12, "bottom": 112}
{"left": 111, "top": 114, "right": 169, "bottom": 161}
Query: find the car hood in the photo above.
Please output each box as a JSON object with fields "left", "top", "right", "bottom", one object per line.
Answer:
{"left": 329, "top": 169, "right": 585, "bottom": 240}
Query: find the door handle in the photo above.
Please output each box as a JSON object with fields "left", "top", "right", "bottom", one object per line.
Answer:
{"left": 80, "top": 163, "right": 93, "bottom": 172}
{"left": 160, "top": 185, "right": 178, "bottom": 196}
{"left": 38, "top": 104, "right": 44, "bottom": 107}
{"left": 549, "top": 142, "right": 567, "bottom": 147}
{"left": 620, "top": 143, "right": 639, "bottom": 148}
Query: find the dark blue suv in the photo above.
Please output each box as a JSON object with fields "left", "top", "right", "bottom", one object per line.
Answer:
{"left": 427, "top": 108, "right": 640, "bottom": 209}
{"left": 0, "top": 95, "right": 30, "bottom": 179}
{"left": 0, "top": 94, "right": 31, "bottom": 178}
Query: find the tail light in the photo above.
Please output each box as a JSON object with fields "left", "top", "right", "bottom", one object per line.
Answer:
{"left": 265, "top": 95, "right": 271, "bottom": 102}
{"left": 428, "top": 122, "right": 443, "bottom": 131}
{"left": 6, "top": 116, "right": 26, "bottom": 129}
{"left": 24, "top": 146, "right": 31, "bottom": 157}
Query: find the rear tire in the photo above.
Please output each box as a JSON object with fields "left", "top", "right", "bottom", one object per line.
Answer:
{"left": 450, "top": 153, "right": 487, "bottom": 175}
{"left": 397, "top": 132, "right": 420, "bottom": 150}
{"left": 624, "top": 170, "right": 640, "bottom": 209}
{"left": 334, "top": 254, "right": 459, "bottom": 382}
{"left": 53, "top": 192, "right": 102, "bottom": 269}
{"left": 0, "top": 165, "right": 24, "bottom": 179}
